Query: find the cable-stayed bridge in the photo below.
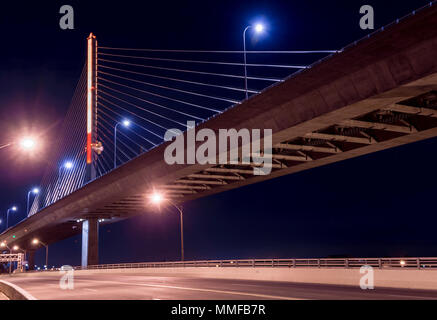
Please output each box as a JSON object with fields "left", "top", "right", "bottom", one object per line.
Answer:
{"left": 1, "top": 2, "right": 437, "bottom": 268}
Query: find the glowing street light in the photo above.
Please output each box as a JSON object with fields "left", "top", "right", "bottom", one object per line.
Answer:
{"left": 254, "top": 23, "right": 264, "bottom": 33}
{"left": 6, "top": 206, "right": 17, "bottom": 229}
{"left": 57, "top": 161, "right": 74, "bottom": 200}
{"left": 59, "top": 161, "right": 74, "bottom": 175}
{"left": 150, "top": 192, "right": 164, "bottom": 204}
{"left": 64, "top": 161, "right": 73, "bottom": 169}
{"left": 114, "top": 119, "right": 132, "bottom": 169}
{"left": 32, "top": 238, "right": 49, "bottom": 268}
{"left": 19, "top": 138, "right": 36, "bottom": 150}
{"left": 0, "top": 136, "right": 40, "bottom": 153}
{"left": 27, "top": 188, "right": 40, "bottom": 216}
{"left": 12, "top": 245, "right": 26, "bottom": 261}
{"left": 149, "top": 191, "right": 185, "bottom": 261}
{"left": 243, "top": 22, "right": 266, "bottom": 100}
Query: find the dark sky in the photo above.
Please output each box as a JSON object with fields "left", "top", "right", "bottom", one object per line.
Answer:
{"left": 0, "top": 0, "right": 435, "bottom": 267}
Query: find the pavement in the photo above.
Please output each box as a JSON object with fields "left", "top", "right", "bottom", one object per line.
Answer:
{"left": 1, "top": 272, "right": 437, "bottom": 300}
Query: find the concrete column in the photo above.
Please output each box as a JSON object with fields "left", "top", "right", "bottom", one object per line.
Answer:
{"left": 81, "top": 218, "right": 99, "bottom": 267}
{"left": 28, "top": 250, "right": 35, "bottom": 271}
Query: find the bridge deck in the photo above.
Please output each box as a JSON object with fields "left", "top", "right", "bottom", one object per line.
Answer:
{"left": 2, "top": 271, "right": 437, "bottom": 300}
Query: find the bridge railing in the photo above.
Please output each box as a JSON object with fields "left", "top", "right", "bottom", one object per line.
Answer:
{"left": 72, "top": 257, "right": 437, "bottom": 271}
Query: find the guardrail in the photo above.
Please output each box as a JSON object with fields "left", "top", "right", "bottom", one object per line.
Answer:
{"left": 73, "top": 257, "right": 437, "bottom": 271}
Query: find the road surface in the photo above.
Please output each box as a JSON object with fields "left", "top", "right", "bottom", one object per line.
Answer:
{"left": 1, "top": 272, "right": 437, "bottom": 300}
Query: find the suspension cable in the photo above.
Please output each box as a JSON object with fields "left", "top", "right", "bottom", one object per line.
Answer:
{"left": 99, "top": 58, "right": 259, "bottom": 93}
{"left": 99, "top": 89, "right": 190, "bottom": 128}
{"left": 98, "top": 107, "right": 157, "bottom": 148}
{"left": 99, "top": 69, "right": 240, "bottom": 104}
{"left": 98, "top": 76, "right": 221, "bottom": 113}
{"left": 98, "top": 52, "right": 308, "bottom": 69}
{"left": 99, "top": 83, "right": 205, "bottom": 121}
{"left": 98, "top": 61, "right": 282, "bottom": 82}
{"left": 98, "top": 99, "right": 166, "bottom": 139}
{"left": 99, "top": 47, "right": 340, "bottom": 54}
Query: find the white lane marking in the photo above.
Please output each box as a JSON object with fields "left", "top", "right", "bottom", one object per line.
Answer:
{"left": 0, "top": 280, "right": 37, "bottom": 300}
{"left": 230, "top": 284, "right": 263, "bottom": 287}
{"left": 83, "top": 288, "right": 99, "bottom": 292}
{"left": 385, "top": 293, "right": 437, "bottom": 300}
{"left": 82, "top": 279, "right": 305, "bottom": 300}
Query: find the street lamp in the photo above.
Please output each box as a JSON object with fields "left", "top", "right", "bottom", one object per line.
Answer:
{"left": 12, "top": 245, "right": 26, "bottom": 260}
{"left": 19, "top": 138, "right": 36, "bottom": 150}
{"left": 6, "top": 206, "right": 17, "bottom": 229}
{"left": 59, "top": 161, "right": 74, "bottom": 176}
{"left": 114, "top": 119, "right": 131, "bottom": 169}
{"left": 32, "top": 239, "right": 48, "bottom": 269}
{"left": 150, "top": 191, "right": 185, "bottom": 261}
{"left": 0, "top": 242, "right": 9, "bottom": 251}
{"left": 151, "top": 192, "right": 163, "bottom": 204}
{"left": 27, "top": 188, "right": 40, "bottom": 216}
{"left": 0, "top": 137, "right": 39, "bottom": 152}
{"left": 12, "top": 245, "right": 26, "bottom": 255}
{"left": 243, "top": 22, "right": 265, "bottom": 99}
{"left": 57, "top": 161, "right": 74, "bottom": 200}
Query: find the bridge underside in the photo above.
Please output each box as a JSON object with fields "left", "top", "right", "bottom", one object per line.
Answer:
{"left": 2, "top": 4, "right": 437, "bottom": 255}
{"left": 97, "top": 84, "right": 437, "bottom": 216}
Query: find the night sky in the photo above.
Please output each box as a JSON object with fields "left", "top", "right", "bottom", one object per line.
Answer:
{"left": 0, "top": 0, "right": 435, "bottom": 267}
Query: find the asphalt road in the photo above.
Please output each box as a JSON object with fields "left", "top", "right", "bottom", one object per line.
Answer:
{"left": 1, "top": 273, "right": 437, "bottom": 300}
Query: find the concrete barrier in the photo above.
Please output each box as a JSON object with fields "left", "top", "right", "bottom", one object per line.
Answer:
{"left": 0, "top": 279, "right": 37, "bottom": 300}
{"left": 8, "top": 267, "right": 437, "bottom": 291}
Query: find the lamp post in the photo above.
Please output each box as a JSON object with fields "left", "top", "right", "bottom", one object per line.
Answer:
{"left": 12, "top": 245, "right": 25, "bottom": 256}
{"left": 0, "top": 137, "right": 38, "bottom": 152}
{"left": 27, "top": 188, "right": 40, "bottom": 216}
{"left": 6, "top": 206, "right": 17, "bottom": 229}
{"left": 114, "top": 119, "right": 131, "bottom": 168}
{"left": 243, "top": 23, "right": 264, "bottom": 99}
{"left": 0, "top": 242, "right": 9, "bottom": 253}
{"left": 150, "top": 192, "right": 185, "bottom": 261}
{"left": 32, "top": 239, "right": 48, "bottom": 270}
{"left": 57, "top": 161, "right": 74, "bottom": 200}
{"left": 59, "top": 161, "right": 74, "bottom": 176}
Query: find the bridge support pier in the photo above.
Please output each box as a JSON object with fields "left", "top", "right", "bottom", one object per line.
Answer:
{"left": 81, "top": 218, "right": 99, "bottom": 267}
